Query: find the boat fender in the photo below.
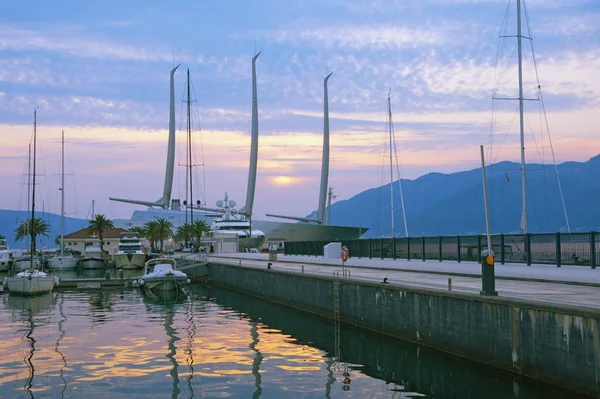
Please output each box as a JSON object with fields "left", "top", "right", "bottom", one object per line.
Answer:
{"left": 186, "top": 279, "right": 191, "bottom": 284}
{"left": 53, "top": 276, "right": 60, "bottom": 287}
{"left": 138, "top": 279, "right": 145, "bottom": 286}
{"left": 132, "top": 279, "right": 138, "bottom": 286}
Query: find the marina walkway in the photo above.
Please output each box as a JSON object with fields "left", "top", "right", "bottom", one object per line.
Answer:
{"left": 208, "top": 253, "right": 600, "bottom": 310}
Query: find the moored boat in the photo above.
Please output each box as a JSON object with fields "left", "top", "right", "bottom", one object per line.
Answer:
{"left": 114, "top": 232, "right": 146, "bottom": 270}
{"left": 134, "top": 257, "right": 189, "bottom": 292}
{"left": 81, "top": 244, "right": 106, "bottom": 269}
{"left": 0, "top": 238, "right": 11, "bottom": 272}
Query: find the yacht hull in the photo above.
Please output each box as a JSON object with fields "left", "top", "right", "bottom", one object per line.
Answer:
{"left": 114, "top": 253, "right": 146, "bottom": 269}
{"left": 239, "top": 236, "right": 267, "bottom": 252}
{"left": 252, "top": 220, "right": 366, "bottom": 244}
{"left": 49, "top": 256, "right": 78, "bottom": 270}
{"left": 81, "top": 258, "right": 106, "bottom": 269}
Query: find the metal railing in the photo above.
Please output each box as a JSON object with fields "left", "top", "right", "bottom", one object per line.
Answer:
{"left": 283, "top": 232, "right": 599, "bottom": 269}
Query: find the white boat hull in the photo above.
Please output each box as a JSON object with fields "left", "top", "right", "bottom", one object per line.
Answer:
{"left": 81, "top": 258, "right": 106, "bottom": 269}
{"left": 49, "top": 256, "right": 78, "bottom": 270}
{"left": 6, "top": 272, "right": 57, "bottom": 295}
{"left": 114, "top": 253, "right": 146, "bottom": 269}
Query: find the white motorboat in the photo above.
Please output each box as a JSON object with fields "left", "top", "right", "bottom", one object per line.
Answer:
{"left": 114, "top": 232, "right": 146, "bottom": 269}
{"left": 0, "top": 238, "right": 11, "bottom": 272}
{"left": 134, "top": 257, "right": 189, "bottom": 292}
{"left": 7, "top": 110, "right": 58, "bottom": 295}
{"left": 81, "top": 244, "right": 106, "bottom": 269}
{"left": 49, "top": 130, "right": 78, "bottom": 271}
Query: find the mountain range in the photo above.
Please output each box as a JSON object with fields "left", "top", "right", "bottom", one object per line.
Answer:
{"left": 1, "top": 155, "right": 599, "bottom": 247}
{"left": 311, "top": 154, "right": 600, "bottom": 238}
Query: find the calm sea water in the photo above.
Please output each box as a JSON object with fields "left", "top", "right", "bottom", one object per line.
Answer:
{"left": 0, "top": 283, "right": 589, "bottom": 399}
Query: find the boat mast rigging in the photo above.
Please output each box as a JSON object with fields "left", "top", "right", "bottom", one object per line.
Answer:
{"left": 517, "top": 0, "right": 528, "bottom": 235}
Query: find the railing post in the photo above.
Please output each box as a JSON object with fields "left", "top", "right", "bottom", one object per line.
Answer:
{"left": 556, "top": 232, "right": 561, "bottom": 268}
{"left": 380, "top": 238, "right": 385, "bottom": 260}
{"left": 477, "top": 235, "right": 482, "bottom": 264}
{"left": 421, "top": 236, "right": 426, "bottom": 262}
{"left": 526, "top": 233, "right": 532, "bottom": 266}
{"left": 500, "top": 234, "right": 505, "bottom": 265}
{"left": 407, "top": 238, "right": 411, "bottom": 261}
{"left": 591, "top": 232, "right": 597, "bottom": 270}
{"left": 457, "top": 235, "right": 461, "bottom": 263}
{"left": 369, "top": 238, "right": 372, "bottom": 259}
{"left": 357, "top": 239, "right": 362, "bottom": 259}
{"left": 392, "top": 237, "right": 397, "bottom": 260}
{"left": 439, "top": 236, "right": 443, "bottom": 262}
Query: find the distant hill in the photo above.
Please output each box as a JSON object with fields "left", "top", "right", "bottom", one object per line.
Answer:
{"left": 0, "top": 210, "right": 89, "bottom": 249}
{"left": 309, "top": 154, "right": 600, "bottom": 238}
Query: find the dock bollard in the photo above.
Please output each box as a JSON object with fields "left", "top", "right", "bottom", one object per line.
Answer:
{"left": 448, "top": 278, "right": 452, "bottom": 291}
{"left": 480, "top": 250, "right": 498, "bottom": 296}
{"left": 302, "top": 265, "right": 304, "bottom": 273}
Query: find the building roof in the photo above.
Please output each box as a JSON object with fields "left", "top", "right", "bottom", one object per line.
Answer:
{"left": 64, "top": 227, "right": 128, "bottom": 239}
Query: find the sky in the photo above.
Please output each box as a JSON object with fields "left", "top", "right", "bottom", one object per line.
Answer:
{"left": 0, "top": 0, "right": 598, "bottom": 221}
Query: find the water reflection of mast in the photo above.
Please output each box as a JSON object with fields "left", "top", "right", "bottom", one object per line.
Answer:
{"left": 24, "top": 307, "right": 36, "bottom": 399}
{"left": 54, "top": 293, "right": 67, "bottom": 398}
{"left": 249, "top": 321, "right": 263, "bottom": 399}
{"left": 164, "top": 303, "right": 181, "bottom": 399}
{"left": 184, "top": 299, "right": 195, "bottom": 399}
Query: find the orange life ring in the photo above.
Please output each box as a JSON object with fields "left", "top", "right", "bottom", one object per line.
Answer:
{"left": 341, "top": 246, "right": 349, "bottom": 262}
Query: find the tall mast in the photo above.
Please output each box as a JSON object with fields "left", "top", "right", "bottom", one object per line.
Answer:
{"left": 242, "top": 52, "right": 261, "bottom": 217}
{"left": 517, "top": 0, "right": 528, "bottom": 234}
{"left": 317, "top": 72, "right": 333, "bottom": 223}
{"left": 387, "top": 90, "right": 395, "bottom": 239}
{"left": 187, "top": 69, "right": 194, "bottom": 224}
{"left": 30, "top": 110, "right": 37, "bottom": 267}
{"left": 162, "top": 64, "right": 180, "bottom": 209}
{"left": 27, "top": 143, "right": 31, "bottom": 250}
{"left": 60, "top": 130, "right": 65, "bottom": 258}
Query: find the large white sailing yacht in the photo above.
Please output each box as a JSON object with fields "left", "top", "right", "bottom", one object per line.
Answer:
{"left": 110, "top": 55, "right": 366, "bottom": 245}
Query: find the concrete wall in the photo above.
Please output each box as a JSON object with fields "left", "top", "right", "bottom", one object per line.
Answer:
{"left": 208, "top": 262, "right": 600, "bottom": 397}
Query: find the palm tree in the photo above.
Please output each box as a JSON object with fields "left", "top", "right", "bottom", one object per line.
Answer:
{"left": 88, "top": 214, "right": 114, "bottom": 253}
{"left": 154, "top": 218, "right": 173, "bottom": 251}
{"left": 175, "top": 223, "right": 194, "bottom": 247}
{"left": 143, "top": 221, "right": 159, "bottom": 251}
{"left": 15, "top": 218, "right": 50, "bottom": 253}
{"left": 191, "top": 220, "right": 210, "bottom": 250}
{"left": 0, "top": 234, "right": 5, "bottom": 241}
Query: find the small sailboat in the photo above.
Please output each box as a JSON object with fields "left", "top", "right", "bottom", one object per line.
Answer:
{"left": 5, "top": 110, "right": 59, "bottom": 295}
{"left": 134, "top": 257, "right": 190, "bottom": 292}
{"left": 49, "top": 130, "right": 78, "bottom": 270}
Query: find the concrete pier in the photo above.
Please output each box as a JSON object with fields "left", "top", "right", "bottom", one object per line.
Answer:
{"left": 207, "top": 253, "right": 600, "bottom": 397}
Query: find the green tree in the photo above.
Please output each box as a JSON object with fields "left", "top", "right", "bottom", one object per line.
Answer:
{"left": 143, "top": 221, "right": 159, "bottom": 251}
{"left": 14, "top": 218, "right": 50, "bottom": 253}
{"left": 175, "top": 223, "right": 194, "bottom": 247}
{"left": 191, "top": 220, "right": 210, "bottom": 250}
{"left": 0, "top": 234, "right": 6, "bottom": 241}
{"left": 88, "top": 214, "right": 114, "bottom": 253}
{"left": 154, "top": 218, "right": 173, "bottom": 251}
